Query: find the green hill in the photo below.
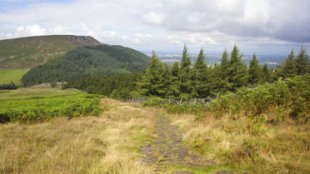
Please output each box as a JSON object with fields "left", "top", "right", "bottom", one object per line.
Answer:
{"left": 22, "top": 45, "right": 150, "bottom": 86}
{"left": 0, "top": 35, "right": 101, "bottom": 69}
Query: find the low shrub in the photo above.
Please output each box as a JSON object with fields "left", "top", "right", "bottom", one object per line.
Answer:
{"left": 0, "top": 83, "right": 17, "bottom": 90}
{"left": 209, "top": 75, "right": 310, "bottom": 123}
{"left": 0, "top": 93, "right": 101, "bottom": 122}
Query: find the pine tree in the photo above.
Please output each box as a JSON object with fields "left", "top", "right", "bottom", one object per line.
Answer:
{"left": 179, "top": 45, "right": 193, "bottom": 99}
{"left": 162, "top": 64, "right": 172, "bottom": 97}
{"left": 192, "top": 48, "right": 209, "bottom": 98}
{"left": 261, "top": 64, "right": 271, "bottom": 83}
{"left": 228, "top": 45, "right": 248, "bottom": 90}
{"left": 138, "top": 51, "right": 166, "bottom": 97}
{"left": 209, "top": 50, "right": 232, "bottom": 95}
{"left": 220, "top": 49, "right": 229, "bottom": 67}
{"left": 248, "top": 54, "right": 262, "bottom": 85}
{"left": 283, "top": 51, "right": 297, "bottom": 78}
{"left": 219, "top": 49, "right": 231, "bottom": 90}
{"left": 169, "top": 62, "right": 181, "bottom": 98}
{"left": 296, "top": 47, "right": 309, "bottom": 75}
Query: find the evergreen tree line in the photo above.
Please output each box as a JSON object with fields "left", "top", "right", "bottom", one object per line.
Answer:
{"left": 138, "top": 45, "right": 310, "bottom": 99}
{"left": 22, "top": 45, "right": 149, "bottom": 86}
{"left": 65, "top": 73, "right": 141, "bottom": 98}
{"left": 0, "top": 82, "right": 18, "bottom": 90}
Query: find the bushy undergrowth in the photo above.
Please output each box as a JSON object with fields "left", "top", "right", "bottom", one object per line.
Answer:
{"left": 0, "top": 92, "right": 101, "bottom": 123}
{"left": 209, "top": 75, "right": 310, "bottom": 123}
{"left": 142, "top": 97, "right": 206, "bottom": 117}
{"left": 0, "top": 83, "right": 18, "bottom": 90}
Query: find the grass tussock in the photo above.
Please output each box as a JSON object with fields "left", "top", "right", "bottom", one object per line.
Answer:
{"left": 0, "top": 99, "right": 156, "bottom": 174}
{"left": 171, "top": 113, "right": 310, "bottom": 173}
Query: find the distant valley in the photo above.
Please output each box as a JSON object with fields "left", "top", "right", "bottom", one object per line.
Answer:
{"left": 156, "top": 53, "right": 286, "bottom": 67}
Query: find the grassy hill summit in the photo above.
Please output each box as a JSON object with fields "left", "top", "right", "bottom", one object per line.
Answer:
{"left": 0, "top": 35, "right": 101, "bottom": 69}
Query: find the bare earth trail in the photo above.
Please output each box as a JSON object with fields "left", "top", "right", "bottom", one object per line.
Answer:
{"left": 140, "top": 112, "right": 231, "bottom": 173}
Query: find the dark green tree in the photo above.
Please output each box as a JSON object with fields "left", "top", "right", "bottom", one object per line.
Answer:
{"left": 261, "top": 64, "right": 271, "bottom": 83}
{"left": 282, "top": 51, "right": 297, "bottom": 78}
{"left": 192, "top": 48, "right": 210, "bottom": 98}
{"left": 227, "top": 45, "right": 248, "bottom": 90}
{"left": 220, "top": 49, "right": 229, "bottom": 67}
{"left": 209, "top": 50, "right": 232, "bottom": 95}
{"left": 162, "top": 64, "right": 172, "bottom": 97}
{"left": 296, "top": 47, "right": 309, "bottom": 75}
{"left": 248, "top": 54, "right": 262, "bottom": 85}
{"left": 179, "top": 45, "right": 193, "bottom": 99}
{"left": 219, "top": 49, "right": 231, "bottom": 90}
{"left": 169, "top": 62, "right": 181, "bottom": 98}
{"left": 138, "top": 51, "right": 166, "bottom": 97}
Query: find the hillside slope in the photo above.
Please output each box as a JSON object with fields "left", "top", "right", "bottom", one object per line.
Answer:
{"left": 0, "top": 35, "right": 101, "bottom": 69}
{"left": 22, "top": 45, "right": 149, "bottom": 86}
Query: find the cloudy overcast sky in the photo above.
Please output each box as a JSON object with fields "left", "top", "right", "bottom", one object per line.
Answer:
{"left": 0, "top": 0, "right": 309, "bottom": 55}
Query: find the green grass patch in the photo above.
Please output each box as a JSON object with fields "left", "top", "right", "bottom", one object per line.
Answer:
{"left": 0, "top": 69, "right": 29, "bottom": 85}
{"left": 0, "top": 88, "right": 101, "bottom": 123}
{"left": 157, "top": 163, "right": 235, "bottom": 174}
{"left": 129, "top": 125, "right": 155, "bottom": 153}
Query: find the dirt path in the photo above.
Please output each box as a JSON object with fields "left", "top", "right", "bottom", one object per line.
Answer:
{"left": 141, "top": 113, "right": 217, "bottom": 173}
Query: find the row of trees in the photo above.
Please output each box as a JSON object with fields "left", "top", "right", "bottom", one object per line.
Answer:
{"left": 274, "top": 49, "right": 310, "bottom": 78}
{"left": 22, "top": 45, "right": 149, "bottom": 86}
{"left": 0, "top": 83, "right": 18, "bottom": 90}
{"left": 138, "top": 45, "right": 309, "bottom": 99}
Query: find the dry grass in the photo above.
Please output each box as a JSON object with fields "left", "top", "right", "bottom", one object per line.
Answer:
{"left": 170, "top": 113, "right": 310, "bottom": 173}
{"left": 0, "top": 99, "right": 156, "bottom": 174}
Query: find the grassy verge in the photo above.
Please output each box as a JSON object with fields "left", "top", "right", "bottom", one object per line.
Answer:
{"left": 0, "top": 99, "right": 156, "bottom": 174}
{"left": 0, "top": 69, "right": 29, "bottom": 85}
{"left": 171, "top": 114, "right": 310, "bottom": 173}
{"left": 157, "top": 75, "right": 310, "bottom": 173}
{"left": 0, "top": 88, "right": 101, "bottom": 123}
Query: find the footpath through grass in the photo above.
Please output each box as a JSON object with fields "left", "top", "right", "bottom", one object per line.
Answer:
{"left": 0, "top": 88, "right": 101, "bottom": 123}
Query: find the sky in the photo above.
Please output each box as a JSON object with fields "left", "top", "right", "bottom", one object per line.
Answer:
{"left": 0, "top": 0, "right": 310, "bottom": 55}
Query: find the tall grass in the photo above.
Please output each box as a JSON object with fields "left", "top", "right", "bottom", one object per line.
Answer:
{"left": 171, "top": 113, "right": 310, "bottom": 173}
{"left": 0, "top": 99, "right": 156, "bottom": 174}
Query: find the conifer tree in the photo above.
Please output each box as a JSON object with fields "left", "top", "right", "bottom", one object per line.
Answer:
{"left": 138, "top": 51, "right": 166, "bottom": 97}
{"left": 296, "top": 47, "right": 309, "bottom": 75}
{"left": 248, "top": 54, "right": 262, "bottom": 85}
{"left": 220, "top": 49, "right": 229, "bottom": 67}
{"left": 179, "top": 45, "right": 193, "bottom": 99}
{"left": 192, "top": 48, "right": 209, "bottom": 98}
{"left": 219, "top": 49, "right": 231, "bottom": 90}
{"left": 209, "top": 50, "right": 232, "bottom": 95}
{"left": 282, "top": 51, "right": 297, "bottom": 78}
{"left": 169, "top": 62, "right": 181, "bottom": 98}
{"left": 261, "top": 64, "right": 271, "bottom": 83}
{"left": 162, "top": 64, "right": 172, "bottom": 97}
{"left": 228, "top": 45, "right": 248, "bottom": 90}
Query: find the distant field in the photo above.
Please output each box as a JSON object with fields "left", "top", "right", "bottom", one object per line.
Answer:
{"left": 0, "top": 69, "right": 29, "bottom": 85}
{"left": 0, "top": 88, "right": 101, "bottom": 122}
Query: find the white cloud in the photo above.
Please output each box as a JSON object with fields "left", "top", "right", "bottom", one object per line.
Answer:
{"left": 142, "top": 11, "right": 163, "bottom": 25}
{"left": 15, "top": 24, "right": 46, "bottom": 36}
{"left": 0, "top": 0, "right": 309, "bottom": 54}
